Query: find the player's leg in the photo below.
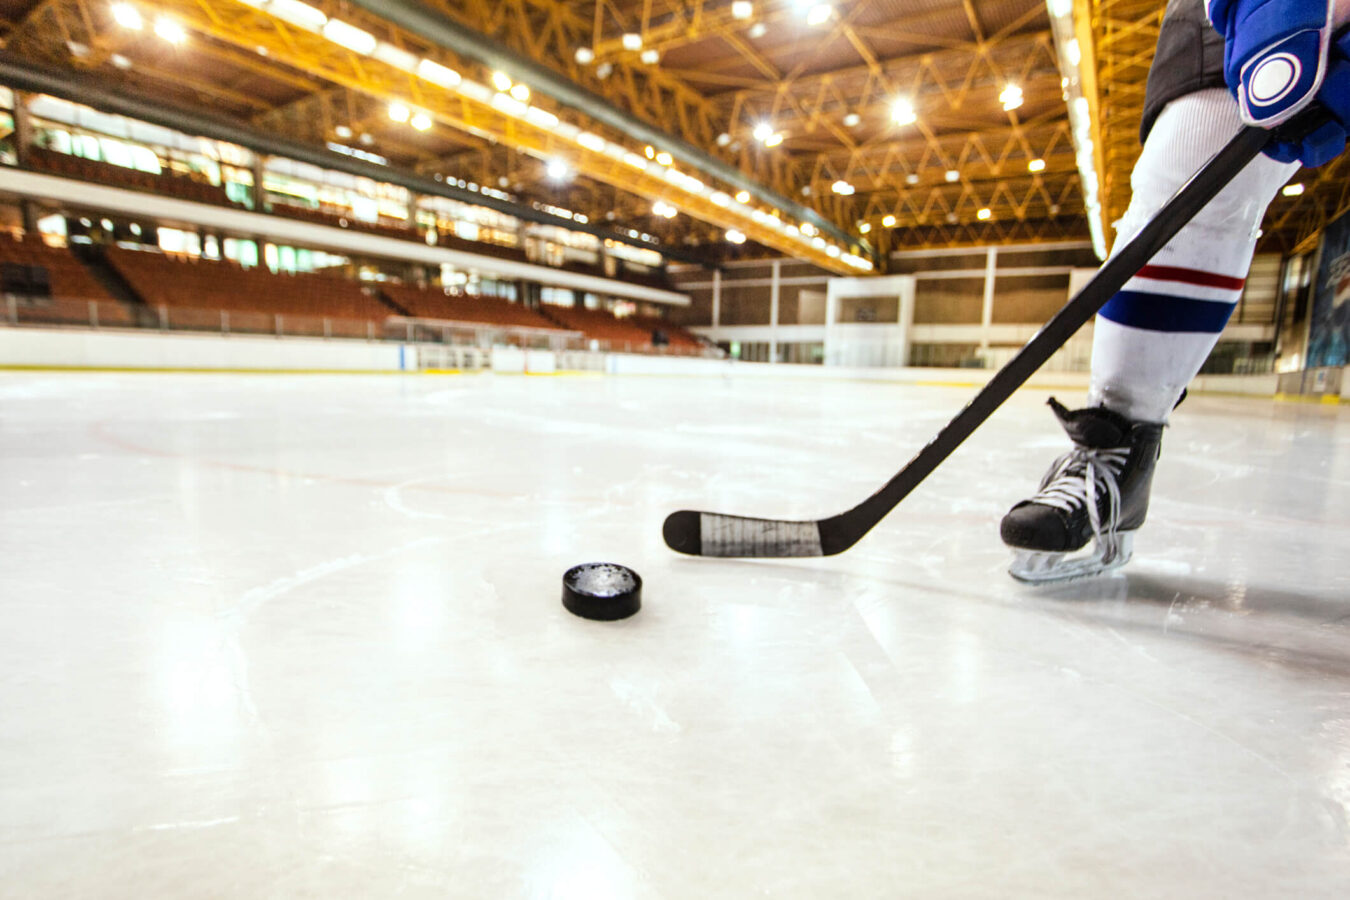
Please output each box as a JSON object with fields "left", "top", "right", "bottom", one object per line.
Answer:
{"left": 999, "top": 0, "right": 1300, "bottom": 582}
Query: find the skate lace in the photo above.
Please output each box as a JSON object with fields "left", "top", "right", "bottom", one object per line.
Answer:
{"left": 1032, "top": 445, "right": 1130, "bottom": 562}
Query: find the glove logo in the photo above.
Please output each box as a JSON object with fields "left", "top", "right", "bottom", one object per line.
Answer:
{"left": 1247, "top": 52, "right": 1302, "bottom": 106}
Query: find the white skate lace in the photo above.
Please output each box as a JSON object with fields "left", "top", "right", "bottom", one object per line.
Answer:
{"left": 1031, "top": 445, "right": 1130, "bottom": 562}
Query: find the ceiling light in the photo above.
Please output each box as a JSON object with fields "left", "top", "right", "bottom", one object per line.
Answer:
{"left": 595, "top": 62, "right": 613, "bottom": 79}
{"left": 800, "top": 222, "right": 817, "bottom": 236}
{"left": 831, "top": 180, "right": 854, "bottom": 195}
{"left": 748, "top": 23, "right": 767, "bottom": 38}
{"left": 491, "top": 71, "right": 512, "bottom": 92}
{"left": 1051, "top": 0, "right": 1072, "bottom": 16}
{"left": 111, "top": 3, "right": 142, "bottom": 30}
{"left": 892, "top": 99, "right": 917, "bottom": 126}
{"left": 999, "top": 84, "right": 1024, "bottom": 111}
{"left": 726, "top": 229, "right": 747, "bottom": 244}
{"left": 509, "top": 83, "right": 530, "bottom": 102}
{"left": 977, "top": 207, "right": 992, "bottom": 220}
{"left": 373, "top": 42, "right": 418, "bottom": 72}
{"left": 905, "top": 173, "right": 919, "bottom": 185}
{"left": 1028, "top": 158, "right": 1046, "bottom": 173}
{"left": 843, "top": 112, "right": 861, "bottom": 127}
{"left": 656, "top": 151, "right": 673, "bottom": 166}
{"left": 732, "top": 1, "right": 754, "bottom": 19}
{"left": 764, "top": 133, "right": 783, "bottom": 147}
{"left": 110, "top": 53, "right": 131, "bottom": 69}
{"left": 735, "top": 190, "right": 751, "bottom": 203}
{"left": 716, "top": 132, "right": 732, "bottom": 147}
{"left": 268, "top": 0, "right": 327, "bottom": 30}
{"left": 67, "top": 40, "right": 90, "bottom": 57}
{"left": 323, "top": 19, "right": 376, "bottom": 55}
{"left": 826, "top": 245, "right": 841, "bottom": 258}
{"left": 334, "top": 125, "right": 353, "bottom": 139}
{"left": 526, "top": 107, "right": 560, "bottom": 130}
{"left": 574, "top": 47, "right": 594, "bottom": 65}
{"left": 859, "top": 222, "right": 871, "bottom": 234}
{"left": 640, "top": 48, "right": 660, "bottom": 65}
{"left": 753, "top": 122, "right": 774, "bottom": 142}
{"left": 882, "top": 215, "right": 896, "bottom": 227}
{"left": 410, "top": 112, "right": 433, "bottom": 131}
{"left": 622, "top": 33, "right": 643, "bottom": 51}
{"left": 154, "top": 17, "right": 186, "bottom": 45}
{"left": 812, "top": 236, "right": 827, "bottom": 249}
{"left": 652, "top": 201, "right": 678, "bottom": 219}
{"left": 388, "top": 102, "right": 411, "bottom": 123}
{"left": 577, "top": 132, "right": 606, "bottom": 152}
{"left": 1282, "top": 183, "right": 1305, "bottom": 196}
{"left": 806, "top": 4, "right": 833, "bottom": 26}
{"left": 945, "top": 169, "right": 960, "bottom": 182}
{"left": 546, "top": 159, "right": 570, "bottom": 181}
{"left": 417, "top": 58, "right": 461, "bottom": 87}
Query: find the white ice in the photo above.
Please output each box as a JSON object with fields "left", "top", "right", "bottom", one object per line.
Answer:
{"left": 2, "top": 370, "right": 1349, "bottom": 897}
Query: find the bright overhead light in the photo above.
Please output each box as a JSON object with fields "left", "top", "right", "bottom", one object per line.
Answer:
{"left": 831, "top": 180, "right": 854, "bottom": 195}
{"left": 806, "top": 4, "right": 833, "bottom": 26}
{"left": 977, "top": 207, "right": 992, "bottom": 220}
{"left": 410, "top": 112, "right": 433, "bottom": 131}
{"left": 388, "top": 102, "right": 411, "bottom": 123}
{"left": 800, "top": 222, "right": 817, "bottom": 236}
{"left": 154, "top": 17, "right": 186, "bottom": 45}
{"left": 268, "top": 0, "right": 327, "bottom": 31}
{"left": 595, "top": 61, "right": 613, "bottom": 79}
{"left": 753, "top": 122, "right": 774, "bottom": 142}
{"left": 732, "top": 1, "right": 754, "bottom": 20}
{"left": 882, "top": 214, "right": 896, "bottom": 227}
{"left": 1051, "top": 0, "right": 1072, "bottom": 16}
{"left": 859, "top": 222, "right": 871, "bottom": 234}
{"left": 892, "top": 98, "right": 917, "bottom": 126}
{"left": 546, "top": 159, "right": 570, "bottom": 181}
{"left": 1028, "top": 158, "right": 1046, "bottom": 173}
{"left": 640, "top": 48, "right": 660, "bottom": 65}
{"left": 764, "top": 133, "right": 783, "bottom": 147}
{"left": 812, "top": 236, "right": 827, "bottom": 249}
{"left": 826, "top": 245, "right": 841, "bottom": 258}
{"left": 334, "top": 125, "right": 353, "bottom": 139}
{"left": 945, "top": 169, "right": 960, "bottom": 182}
{"left": 656, "top": 151, "right": 673, "bottom": 166}
{"left": 622, "top": 33, "right": 642, "bottom": 51}
{"left": 999, "top": 84, "right": 1024, "bottom": 111}
{"left": 1066, "top": 38, "right": 1081, "bottom": 66}
{"left": 417, "top": 58, "right": 461, "bottom": 87}
{"left": 652, "top": 201, "right": 678, "bottom": 219}
{"left": 716, "top": 132, "right": 732, "bottom": 147}
{"left": 735, "top": 190, "right": 751, "bottom": 203}
{"left": 491, "top": 71, "right": 513, "bottom": 92}
{"left": 109, "top": 53, "right": 131, "bottom": 69}
{"left": 323, "top": 18, "right": 376, "bottom": 55}
{"left": 577, "top": 132, "right": 606, "bottom": 152}
{"left": 748, "top": 23, "right": 767, "bottom": 39}
{"left": 905, "top": 173, "right": 919, "bottom": 185}
{"left": 726, "top": 229, "right": 747, "bottom": 244}
{"left": 644, "top": 145, "right": 656, "bottom": 159}
{"left": 843, "top": 112, "right": 861, "bottom": 127}
{"left": 373, "top": 42, "right": 418, "bottom": 72}
{"left": 574, "top": 46, "right": 594, "bottom": 65}
{"left": 111, "top": 3, "right": 142, "bottom": 30}
{"left": 509, "top": 82, "right": 530, "bottom": 102}
{"left": 1282, "top": 183, "right": 1305, "bottom": 197}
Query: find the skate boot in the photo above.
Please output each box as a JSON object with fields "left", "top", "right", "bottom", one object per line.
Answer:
{"left": 1000, "top": 398, "right": 1164, "bottom": 583}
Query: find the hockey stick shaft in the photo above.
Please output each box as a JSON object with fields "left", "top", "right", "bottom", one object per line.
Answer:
{"left": 665, "top": 125, "right": 1272, "bottom": 558}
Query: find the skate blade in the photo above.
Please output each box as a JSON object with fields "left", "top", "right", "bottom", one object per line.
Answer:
{"left": 1008, "top": 532, "right": 1135, "bottom": 584}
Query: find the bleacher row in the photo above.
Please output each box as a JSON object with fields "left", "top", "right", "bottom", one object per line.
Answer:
{"left": 0, "top": 233, "right": 135, "bottom": 326}
{"left": 27, "top": 148, "right": 233, "bottom": 206}
{"left": 2, "top": 240, "right": 703, "bottom": 350}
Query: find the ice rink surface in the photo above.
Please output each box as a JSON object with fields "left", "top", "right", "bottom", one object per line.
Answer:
{"left": 2, "top": 369, "right": 1349, "bottom": 898}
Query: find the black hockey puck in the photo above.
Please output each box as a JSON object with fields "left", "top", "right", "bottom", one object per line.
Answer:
{"left": 562, "top": 562, "right": 642, "bottom": 621}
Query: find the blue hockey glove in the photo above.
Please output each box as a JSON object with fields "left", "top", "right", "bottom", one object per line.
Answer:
{"left": 1207, "top": 0, "right": 1350, "bottom": 166}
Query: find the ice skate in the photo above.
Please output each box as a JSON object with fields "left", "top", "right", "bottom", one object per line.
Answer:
{"left": 1001, "top": 399, "right": 1164, "bottom": 583}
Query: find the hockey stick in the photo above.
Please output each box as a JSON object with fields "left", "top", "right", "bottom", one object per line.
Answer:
{"left": 664, "top": 125, "right": 1272, "bottom": 558}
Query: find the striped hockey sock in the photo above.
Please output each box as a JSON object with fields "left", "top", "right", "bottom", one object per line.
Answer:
{"left": 1087, "top": 88, "right": 1298, "bottom": 423}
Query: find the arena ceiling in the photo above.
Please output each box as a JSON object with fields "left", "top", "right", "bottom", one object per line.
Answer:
{"left": 0, "top": 0, "right": 1346, "bottom": 270}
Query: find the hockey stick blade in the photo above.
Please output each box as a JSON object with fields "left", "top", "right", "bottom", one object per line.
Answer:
{"left": 665, "top": 125, "right": 1272, "bottom": 559}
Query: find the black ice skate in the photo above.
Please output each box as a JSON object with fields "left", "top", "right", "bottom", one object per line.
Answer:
{"left": 1000, "top": 398, "right": 1164, "bottom": 583}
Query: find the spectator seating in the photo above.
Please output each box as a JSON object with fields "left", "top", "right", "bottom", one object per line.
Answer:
{"left": 628, "top": 315, "right": 704, "bottom": 349}
{"left": 106, "top": 247, "right": 390, "bottom": 325}
{"left": 268, "top": 201, "right": 415, "bottom": 242}
{"left": 27, "top": 147, "right": 234, "bottom": 206}
{"left": 538, "top": 303, "right": 664, "bottom": 348}
{"left": 0, "top": 233, "right": 133, "bottom": 327}
{"left": 380, "top": 283, "right": 568, "bottom": 332}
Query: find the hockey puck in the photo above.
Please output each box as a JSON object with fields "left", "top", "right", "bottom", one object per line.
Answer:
{"left": 562, "top": 562, "right": 642, "bottom": 621}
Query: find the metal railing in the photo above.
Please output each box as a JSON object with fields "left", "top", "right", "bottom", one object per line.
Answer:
{"left": 2, "top": 295, "right": 725, "bottom": 361}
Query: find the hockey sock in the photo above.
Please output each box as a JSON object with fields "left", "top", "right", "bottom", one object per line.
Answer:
{"left": 1087, "top": 88, "right": 1299, "bottom": 423}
